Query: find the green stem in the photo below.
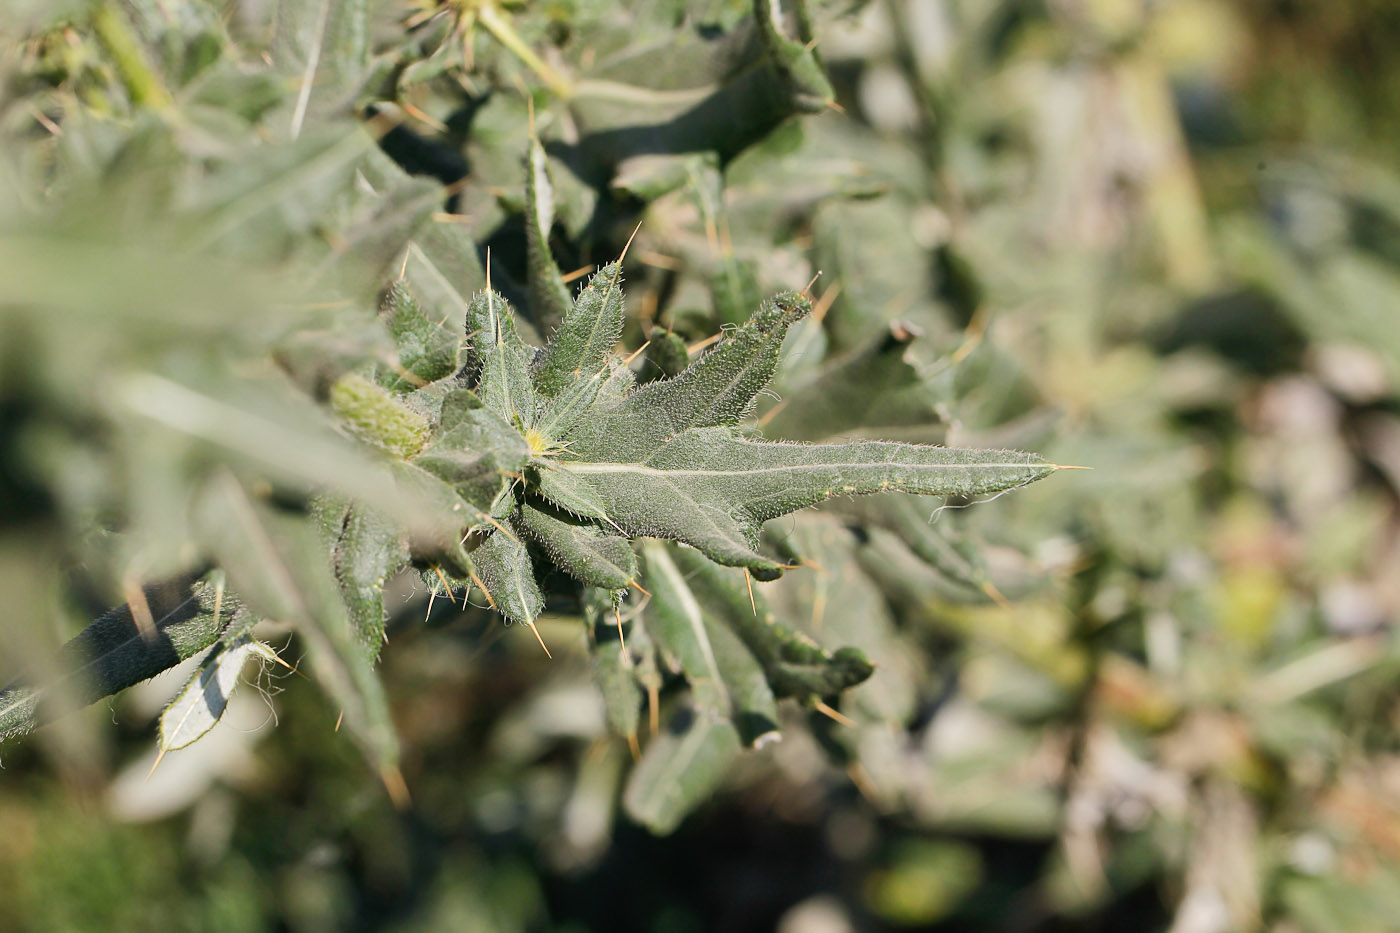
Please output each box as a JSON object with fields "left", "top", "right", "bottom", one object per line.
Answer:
{"left": 91, "top": 2, "right": 174, "bottom": 112}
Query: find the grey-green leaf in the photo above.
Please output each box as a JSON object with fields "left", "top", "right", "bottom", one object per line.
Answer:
{"left": 565, "top": 291, "right": 811, "bottom": 461}
{"left": 473, "top": 527, "right": 543, "bottom": 626}
{"left": 524, "top": 137, "right": 573, "bottom": 336}
{"left": 514, "top": 500, "right": 637, "bottom": 590}
{"left": 159, "top": 635, "right": 279, "bottom": 752}
{"left": 534, "top": 262, "right": 625, "bottom": 398}
{"left": 583, "top": 588, "right": 643, "bottom": 740}
{"left": 556, "top": 429, "right": 1056, "bottom": 573}
{"left": 194, "top": 473, "right": 398, "bottom": 771}
{"left": 623, "top": 709, "right": 741, "bottom": 835}
{"left": 379, "top": 280, "right": 459, "bottom": 393}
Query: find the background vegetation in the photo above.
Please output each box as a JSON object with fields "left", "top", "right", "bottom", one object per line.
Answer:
{"left": 4, "top": 0, "right": 1400, "bottom": 930}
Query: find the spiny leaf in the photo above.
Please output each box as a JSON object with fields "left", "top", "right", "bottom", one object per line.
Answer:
{"left": 669, "top": 545, "right": 873, "bottom": 700}
{"left": 554, "top": 428, "right": 1056, "bottom": 575}
{"left": 642, "top": 542, "right": 780, "bottom": 746}
{"left": 159, "top": 635, "right": 279, "bottom": 752}
{"left": 472, "top": 528, "right": 542, "bottom": 626}
{"left": 514, "top": 500, "right": 636, "bottom": 590}
{"left": 564, "top": 292, "right": 810, "bottom": 462}
{"left": 531, "top": 463, "right": 613, "bottom": 525}
{"left": 641, "top": 542, "right": 729, "bottom": 715}
{"left": 524, "top": 136, "right": 573, "bottom": 335}
{"left": 0, "top": 575, "right": 235, "bottom": 742}
{"left": 704, "top": 611, "right": 781, "bottom": 748}
{"left": 413, "top": 407, "right": 528, "bottom": 511}
{"left": 534, "top": 262, "right": 625, "bottom": 398}
{"left": 480, "top": 342, "right": 539, "bottom": 428}
{"left": 194, "top": 472, "right": 398, "bottom": 771}
{"left": 584, "top": 588, "right": 643, "bottom": 741}
{"left": 379, "top": 280, "right": 459, "bottom": 393}
{"left": 328, "top": 502, "right": 409, "bottom": 661}
{"left": 533, "top": 362, "right": 607, "bottom": 444}
{"left": 623, "top": 708, "right": 741, "bottom": 835}
{"left": 466, "top": 288, "right": 531, "bottom": 361}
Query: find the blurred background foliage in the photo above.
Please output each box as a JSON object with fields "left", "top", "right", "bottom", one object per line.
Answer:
{"left": 3, "top": 0, "right": 1400, "bottom": 930}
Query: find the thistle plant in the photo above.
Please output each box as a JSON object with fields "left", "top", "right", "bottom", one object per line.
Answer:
{"left": 0, "top": 0, "right": 1066, "bottom": 833}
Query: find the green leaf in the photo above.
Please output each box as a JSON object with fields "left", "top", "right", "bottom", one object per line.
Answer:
{"left": 0, "top": 575, "right": 235, "bottom": 742}
{"left": 413, "top": 407, "right": 529, "bottom": 511}
{"left": 583, "top": 588, "right": 643, "bottom": 741}
{"left": 466, "top": 288, "right": 531, "bottom": 360}
{"left": 513, "top": 499, "right": 637, "bottom": 590}
{"left": 531, "top": 462, "right": 613, "bottom": 525}
{"left": 555, "top": 428, "right": 1056, "bottom": 575}
{"left": 327, "top": 502, "right": 409, "bottom": 661}
{"left": 159, "top": 635, "right": 280, "bottom": 752}
{"left": 194, "top": 473, "right": 398, "bottom": 771}
{"left": 533, "top": 262, "right": 625, "bottom": 398}
{"left": 642, "top": 541, "right": 779, "bottom": 745}
{"left": 480, "top": 342, "right": 539, "bottom": 428}
{"left": 472, "top": 527, "right": 542, "bottom": 626}
{"left": 378, "top": 280, "right": 460, "bottom": 392}
{"left": 623, "top": 708, "right": 741, "bottom": 835}
{"left": 564, "top": 292, "right": 811, "bottom": 462}
{"left": 274, "top": 0, "right": 370, "bottom": 137}
{"left": 668, "top": 545, "right": 873, "bottom": 701}
{"left": 524, "top": 137, "right": 573, "bottom": 335}
{"left": 640, "top": 542, "right": 729, "bottom": 715}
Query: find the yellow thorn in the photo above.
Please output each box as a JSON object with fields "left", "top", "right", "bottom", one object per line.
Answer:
{"left": 626, "top": 731, "right": 641, "bottom": 761}
{"left": 469, "top": 570, "right": 497, "bottom": 610}
{"left": 800, "top": 270, "right": 821, "bottom": 298}
{"left": 743, "top": 569, "right": 757, "bottom": 615}
{"left": 636, "top": 250, "right": 681, "bottom": 271}
{"left": 981, "top": 580, "right": 1013, "bottom": 611}
{"left": 811, "top": 281, "right": 842, "bottom": 323}
{"left": 526, "top": 619, "right": 553, "bottom": 658}
{"left": 626, "top": 578, "right": 651, "bottom": 598}
{"left": 846, "top": 761, "right": 880, "bottom": 806}
{"left": 619, "top": 219, "right": 644, "bottom": 263}
{"left": 381, "top": 765, "right": 412, "bottom": 810}
{"left": 621, "top": 340, "right": 651, "bottom": 367}
{"left": 486, "top": 245, "right": 492, "bottom": 294}
{"left": 615, "top": 607, "right": 631, "bottom": 666}
{"left": 647, "top": 682, "right": 660, "bottom": 735}
{"left": 1052, "top": 464, "right": 1093, "bottom": 471}
{"left": 824, "top": 98, "right": 846, "bottom": 115}
{"left": 398, "top": 248, "right": 410, "bottom": 280}
{"left": 146, "top": 747, "right": 168, "bottom": 782}
{"left": 561, "top": 263, "right": 595, "bottom": 284}
{"left": 403, "top": 102, "right": 448, "bottom": 133}
{"left": 432, "top": 566, "right": 458, "bottom": 604}
{"left": 482, "top": 514, "right": 519, "bottom": 542}
{"left": 334, "top": 709, "right": 344, "bottom": 732}
{"left": 814, "top": 700, "right": 856, "bottom": 728}
{"left": 426, "top": 585, "right": 439, "bottom": 623}
{"left": 124, "top": 577, "right": 156, "bottom": 642}
{"left": 755, "top": 397, "right": 790, "bottom": 428}
{"left": 686, "top": 333, "right": 722, "bottom": 356}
